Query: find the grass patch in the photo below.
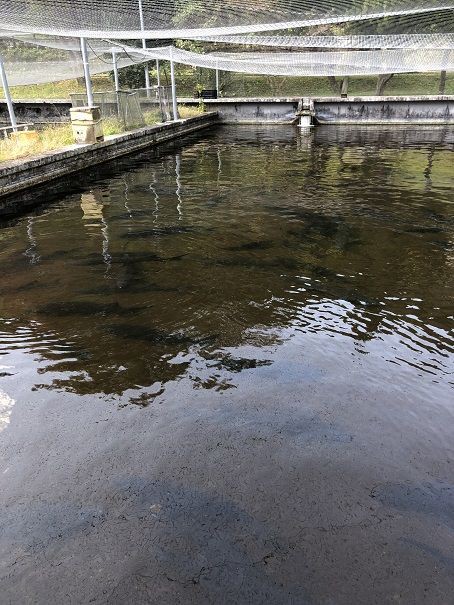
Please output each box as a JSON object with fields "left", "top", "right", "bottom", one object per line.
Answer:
{"left": 102, "top": 116, "right": 125, "bottom": 136}
{"left": 0, "top": 124, "right": 74, "bottom": 163}
{"left": 178, "top": 105, "right": 204, "bottom": 118}
{"left": 2, "top": 75, "right": 112, "bottom": 100}
{"left": 0, "top": 104, "right": 204, "bottom": 163}
{"left": 2, "top": 71, "right": 453, "bottom": 101}
{"left": 144, "top": 109, "right": 162, "bottom": 125}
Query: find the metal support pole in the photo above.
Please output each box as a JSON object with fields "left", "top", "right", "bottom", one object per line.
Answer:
{"left": 112, "top": 50, "right": 120, "bottom": 92}
{"left": 0, "top": 55, "right": 17, "bottom": 131}
{"left": 170, "top": 48, "right": 179, "bottom": 121}
{"left": 80, "top": 37, "right": 94, "bottom": 107}
{"left": 112, "top": 49, "right": 124, "bottom": 127}
{"left": 156, "top": 59, "right": 161, "bottom": 87}
{"left": 138, "top": 0, "right": 151, "bottom": 93}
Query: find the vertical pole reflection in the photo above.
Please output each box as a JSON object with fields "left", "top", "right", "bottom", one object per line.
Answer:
{"left": 175, "top": 153, "right": 183, "bottom": 219}
{"left": 122, "top": 176, "right": 133, "bottom": 218}
{"left": 424, "top": 147, "right": 436, "bottom": 192}
{"left": 149, "top": 170, "right": 160, "bottom": 224}
{"left": 296, "top": 127, "right": 314, "bottom": 151}
{"left": 217, "top": 147, "right": 222, "bottom": 191}
{"left": 80, "top": 189, "right": 111, "bottom": 273}
{"left": 24, "top": 216, "right": 40, "bottom": 265}
{"left": 101, "top": 217, "right": 112, "bottom": 273}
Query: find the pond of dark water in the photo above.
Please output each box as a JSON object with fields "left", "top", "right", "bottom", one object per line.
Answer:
{"left": 0, "top": 125, "right": 453, "bottom": 604}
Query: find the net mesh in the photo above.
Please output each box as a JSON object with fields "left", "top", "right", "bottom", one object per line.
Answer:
{"left": 0, "top": 2, "right": 453, "bottom": 88}
{"left": 70, "top": 87, "right": 172, "bottom": 125}
{"left": 1, "top": 1, "right": 453, "bottom": 38}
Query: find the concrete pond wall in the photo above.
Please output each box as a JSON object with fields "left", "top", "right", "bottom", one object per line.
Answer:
{"left": 314, "top": 96, "right": 454, "bottom": 125}
{"left": 184, "top": 96, "right": 454, "bottom": 124}
{"left": 2, "top": 96, "right": 453, "bottom": 127}
{"left": 0, "top": 112, "right": 218, "bottom": 216}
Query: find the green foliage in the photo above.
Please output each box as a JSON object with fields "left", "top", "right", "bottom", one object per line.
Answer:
{"left": 111, "top": 63, "right": 147, "bottom": 90}
{"left": 0, "top": 38, "right": 68, "bottom": 61}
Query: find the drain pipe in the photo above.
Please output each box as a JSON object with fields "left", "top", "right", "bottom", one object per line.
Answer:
{"left": 80, "top": 37, "right": 94, "bottom": 107}
{"left": 0, "top": 55, "right": 17, "bottom": 131}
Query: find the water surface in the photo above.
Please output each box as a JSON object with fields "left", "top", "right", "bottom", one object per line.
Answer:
{"left": 0, "top": 125, "right": 453, "bottom": 604}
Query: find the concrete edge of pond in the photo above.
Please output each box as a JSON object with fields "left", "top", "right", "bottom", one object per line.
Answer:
{"left": 3, "top": 95, "right": 454, "bottom": 126}
{"left": 0, "top": 112, "right": 219, "bottom": 205}
{"left": 178, "top": 97, "right": 454, "bottom": 125}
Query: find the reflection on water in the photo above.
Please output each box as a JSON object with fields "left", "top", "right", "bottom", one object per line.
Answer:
{"left": 0, "top": 125, "right": 453, "bottom": 402}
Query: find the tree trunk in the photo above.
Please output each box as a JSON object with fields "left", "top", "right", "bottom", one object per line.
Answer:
{"left": 340, "top": 77, "right": 349, "bottom": 96}
{"left": 327, "top": 76, "right": 339, "bottom": 94}
{"left": 376, "top": 74, "right": 394, "bottom": 96}
{"left": 439, "top": 70, "right": 447, "bottom": 94}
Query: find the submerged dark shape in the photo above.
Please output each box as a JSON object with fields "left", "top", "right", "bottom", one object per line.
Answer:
{"left": 276, "top": 207, "right": 343, "bottom": 238}
{"left": 224, "top": 240, "right": 274, "bottom": 252}
{"left": 36, "top": 302, "right": 147, "bottom": 317}
{"left": 207, "top": 354, "right": 273, "bottom": 373}
{"left": 121, "top": 226, "right": 195, "bottom": 238}
{"left": 41, "top": 248, "right": 80, "bottom": 261}
{"left": 405, "top": 226, "right": 444, "bottom": 234}
{"left": 79, "top": 252, "right": 188, "bottom": 266}
{"left": 106, "top": 323, "right": 196, "bottom": 346}
{"left": 210, "top": 256, "right": 301, "bottom": 271}
{"left": 127, "top": 389, "right": 165, "bottom": 407}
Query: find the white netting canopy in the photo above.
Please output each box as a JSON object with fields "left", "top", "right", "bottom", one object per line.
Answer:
{"left": 1, "top": 0, "right": 453, "bottom": 38}
{"left": 0, "top": 1, "right": 453, "bottom": 85}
